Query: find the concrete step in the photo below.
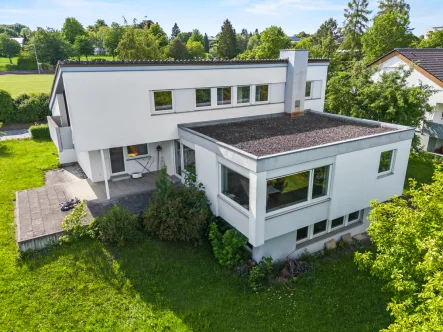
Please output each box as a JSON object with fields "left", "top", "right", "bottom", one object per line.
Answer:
{"left": 111, "top": 174, "right": 131, "bottom": 182}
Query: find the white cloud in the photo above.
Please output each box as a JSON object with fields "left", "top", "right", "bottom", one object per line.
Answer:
{"left": 246, "top": 0, "right": 344, "bottom": 15}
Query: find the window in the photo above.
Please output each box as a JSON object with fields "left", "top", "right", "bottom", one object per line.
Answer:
{"left": 237, "top": 86, "right": 250, "bottom": 104}
{"left": 196, "top": 88, "right": 211, "bottom": 107}
{"left": 255, "top": 85, "right": 269, "bottom": 102}
{"left": 312, "top": 166, "right": 329, "bottom": 199}
{"left": 217, "top": 87, "right": 231, "bottom": 105}
{"left": 305, "top": 81, "right": 312, "bottom": 98}
{"left": 296, "top": 226, "right": 309, "bottom": 242}
{"left": 183, "top": 145, "right": 195, "bottom": 173}
{"left": 154, "top": 91, "right": 173, "bottom": 111}
{"left": 127, "top": 144, "right": 148, "bottom": 158}
{"left": 313, "top": 220, "right": 327, "bottom": 236}
{"left": 221, "top": 165, "right": 249, "bottom": 210}
{"left": 331, "top": 216, "right": 344, "bottom": 229}
{"left": 174, "top": 140, "right": 181, "bottom": 176}
{"left": 378, "top": 150, "right": 394, "bottom": 174}
{"left": 267, "top": 171, "right": 309, "bottom": 212}
{"left": 348, "top": 211, "right": 360, "bottom": 224}
{"left": 266, "top": 165, "right": 330, "bottom": 213}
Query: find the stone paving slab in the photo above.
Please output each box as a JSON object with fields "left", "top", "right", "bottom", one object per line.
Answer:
{"left": 0, "top": 129, "right": 31, "bottom": 141}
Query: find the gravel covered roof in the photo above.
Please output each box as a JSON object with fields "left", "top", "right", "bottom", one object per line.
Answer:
{"left": 189, "top": 112, "right": 396, "bottom": 156}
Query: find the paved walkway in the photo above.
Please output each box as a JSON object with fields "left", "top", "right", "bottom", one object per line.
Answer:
{"left": 0, "top": 129, "right": 31, "bottom": 141}
{"left": 15, "top": 165, "right": 180, "bottom": 252}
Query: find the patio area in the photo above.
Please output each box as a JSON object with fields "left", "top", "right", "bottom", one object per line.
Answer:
{"left": 15, "top": 164, "right": 180, "bottom": 251}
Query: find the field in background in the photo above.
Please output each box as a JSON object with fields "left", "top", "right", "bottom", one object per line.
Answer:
{"left": 0, "top": 74, "right": 53, "bottom": 97}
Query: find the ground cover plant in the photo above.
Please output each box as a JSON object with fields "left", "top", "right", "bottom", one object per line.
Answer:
{"left": 0, "top": 139, "right": 393, "bottom": 331}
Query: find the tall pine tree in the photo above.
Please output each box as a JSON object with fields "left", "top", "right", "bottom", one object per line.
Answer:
{"left": 217, "top": 19, "right": 237, "bottom": 59}
{"left": 204, "top": 33, "right": 210, "bottom": 53}
{"left": 341, "top": 0, "right": 371, "bottom": 52}
{"left": 171, "top": 23, "right": 180, "bottom": 39}
{"left": 377, "top": 0, "right": 410, "bottom": 17}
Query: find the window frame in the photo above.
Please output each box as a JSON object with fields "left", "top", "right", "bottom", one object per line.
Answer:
{"left": 126, "top": 144, "right": 149, "bottom": 160}
{"left": 346, "top": 211, "right": 361, "bottom": 225}
{"left": 218, "top": 162, "right": 250, "bottom": 213}
{"left": 378, "top": 149, "right": 396, "bottom": 176}
{"left": 254, "top": 84, "right": 270, "bottom": 104}
{"left": 296, "top": 225, "right": 310, "bottom": 244}
{"left": 151, "top": 90, "right": 175, "bottom": 114}
{"left": 266, "top": 165, "right": 332, "bottom": 216}
{"left": 216, "top": 86, "right": 232, "bottom": 106}
{"left": 305, "top": 81, "right": 312, "bottom": 99}
{"left": 235, "top": 85, "right": 252, "bottom": 106}
{"left": 312, "top": 219, "right": 328, "bottom": 238}
{"left": 195, "top": 88, "right": 212, "bottom": 109}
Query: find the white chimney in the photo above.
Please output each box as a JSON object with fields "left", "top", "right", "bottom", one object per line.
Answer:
{"left": 279, "top": 49, "right": 308, "bottom": 116}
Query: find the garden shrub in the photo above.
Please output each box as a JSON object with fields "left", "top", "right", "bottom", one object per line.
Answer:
{"left": 0, "top": 89, "right": 15, "bottom": 123}
{"left": 29, "top": 124, "right": 50, "bottom": 140}
{"left": 14, "top": 93, "right": 50, "bottom": 123}
{"left": 90, "top": 205, "right": 140, "bottom": 246}
{"left": 16, "top": 52, "right": 38, "bottom": 70}
{"left": 143, "top": 167, "right": 211, "bottom": 244}
{"left": 249, "top": 257, "right": 273, "bottom": 291}
{"left": 209, "top": 222, "right": 247, "bottom": 268}
{"left": 60, "top": 201, "right": 90, "bottom": 242}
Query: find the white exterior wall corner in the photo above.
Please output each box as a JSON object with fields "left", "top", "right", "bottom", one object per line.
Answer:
{"left": 305, "top": 64, "right": 329, "bottom": 112}
{"left": 195, "top": 145, "right": 219, "bottom": 215}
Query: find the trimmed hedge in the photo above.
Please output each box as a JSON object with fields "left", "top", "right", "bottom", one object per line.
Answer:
{"left": 0, "top": 89, "right": 50, "bottom": 124}
{"left": 29, "top": 124, "right": 50, "bottom": 139}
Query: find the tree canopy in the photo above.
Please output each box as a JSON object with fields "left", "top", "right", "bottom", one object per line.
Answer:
{"left": 341, "top": 0, "right": 371, "bottom": 52}
{"left": 217, "top": 19, "right": 238, "bottom": 59}
{"left": 355, "top": 166, "right": 443, "bottom": 330}
{"left": 103, "top": 22, "right": 124, "bottom": 58}
{"left": 30, "top": 28, "right": 73, "bottom": 65}
{"left": 73, "top": 35, "right": 94, "bottom": 60}
{"left": 116, "top": 26, "right": 164, "bottom": 60}
{"left": 0, "top": 34, "right": 21, "bottom": 64}
{"left": 419, "top": 30, "right": 443, "bottom": 48}
{"left": 171, "top": 23, "right": 180, "bottom": 39}
{"left": 62, "top": 17, "right": 86, "bottom": 44}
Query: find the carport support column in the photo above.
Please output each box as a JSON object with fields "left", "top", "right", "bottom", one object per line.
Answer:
{"left": 100, "top": 149, "right": 110, "bottom": 199}
{"left": 248, "top": 171, "right": 267, "bottom": 247}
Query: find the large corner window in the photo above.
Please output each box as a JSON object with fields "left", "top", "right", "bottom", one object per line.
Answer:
{"left": 378, "top": 150, "right": 394, "bottom": 174}
{"left": 217, "top": 87, "right": 231, "bottom": 105}
{"left": 196, "top": 88, "right": 211, "bottom": 107}
{"left": 305, "top": 81, "right": 312, "bottom": 98}
{"left": 127, "top": 144, "right": 148, "bottom": 158}
{"left": 255, "top": 85, "right": 269, "bottom": 102}
{"left": 154, "top": 91, "right": 173, "bottom": 112}
{"left": 266, "top": 165, "right": 330, "bottom": 213}
{"left": 237, "top": 86, "right": 250, "bottom": 104}
{"left": 221, "top": 165, "right": 249, "bottom": 210}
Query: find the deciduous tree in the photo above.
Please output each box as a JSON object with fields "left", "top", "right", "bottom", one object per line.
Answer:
{"left": 341, "top": 0, "right": 371, "bottom": 52}
{"left": 0, "top": 34, "right": 21, "bottom": 64}
{"left": 186, "top": 41, "right": 205, "bottom": 59}
{"left": 103, "top": 22, "right": 124, "bottom": 58}
{"left": 116, "top": 26, "right": 164, "bottom": 60}
{"left": 355, "top": 166, "right": 443, "bottom": 331}
{"left": 28, "top": 28, "right": 73, "bottom": 65}
{"left": 73, "top": 35, "right": 94, "bottom": 60}
{"left": 376, "top": 0, "right": 410, "bottom": 17}
{"left": 167, "top": 38, "right": 189, "bottom": 59}
{"left": 188, "top": 29, "right": 203, "bottom": 44}
{"left": 419, "top": 30, "right": 443, "bottom": 48}
{"left": 62, "top": 17, "right": 86, "bottom": 44}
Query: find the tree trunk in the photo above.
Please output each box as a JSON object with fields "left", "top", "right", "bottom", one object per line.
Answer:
{"left": 9, "top": 57, "right": 12, "bottom": 64}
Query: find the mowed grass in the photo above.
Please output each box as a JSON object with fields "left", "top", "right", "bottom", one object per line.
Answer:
{"left": 0, "top": 74, "right": 53, "bottom": 97}
{"left": 404, "top": 153, "right": 436, "bottom": 190}
{"left": 0, "top": 56, "right": 19, "bottom": 65}
{"left": 0, "top": 139, "right": 393, "bottom": 331}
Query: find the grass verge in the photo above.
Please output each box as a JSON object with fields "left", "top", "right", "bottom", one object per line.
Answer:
{"left": 0, "top": 74, "right": 53, "bottom": 97}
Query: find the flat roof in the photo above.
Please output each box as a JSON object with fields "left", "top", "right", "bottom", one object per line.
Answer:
{"left": 187, "top": 111, "right": 397, "bottom": 157}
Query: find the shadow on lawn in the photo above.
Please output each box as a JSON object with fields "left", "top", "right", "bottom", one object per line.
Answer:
{"left": 0, "top": 144, "right": 12, "bottom": 158}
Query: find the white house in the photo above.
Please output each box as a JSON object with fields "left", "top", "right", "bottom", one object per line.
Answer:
{"left": 48, "top": 50, "right": 414, "bottom": 261}
{"left": 369, "top": 48, "right": 443, "bottom": 153}
{"left": 424, "top": 27, "right": 443, "bottom": 39}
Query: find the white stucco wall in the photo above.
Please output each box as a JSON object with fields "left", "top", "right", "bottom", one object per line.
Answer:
{"left": 373, "top": 55, "right": 443, "bottom": 122}
{"left": 76, "top": 151, "right": 92, "bottom": 179}
{"left": 62, "top": 66, "right": 287, "bottom": 152}
{"left": 59, "top": 149, "right": 77, "bottom": 164}
{"left": 305, "top": 64, "right": 328, "bottom": 112}
{"left": 52, "top": 97, "right": 60, "bottom": 116}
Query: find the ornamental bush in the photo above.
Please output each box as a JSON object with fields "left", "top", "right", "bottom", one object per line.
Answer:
{"left": 14, "top": 93, "right": 50, "bottom": 123}
{"left": 29, "top": 124, "right": 50, "bottom": 139}
{"left": 209, "top": 222, "right": 247, "bottom": 268}
{"left": 60, "top": 201, "right": 90, "bottom": 243}
{"left": 143, "top": 167, "right": 211, "bottom": 244}
{"left": 90, "top": 205, "right": 140, "bottom": 246}
{"left": 0, "top": 89, "right": 15, "bottom": 123}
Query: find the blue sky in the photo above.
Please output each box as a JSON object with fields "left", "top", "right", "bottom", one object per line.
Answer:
{"left": 1, "top": 0, "right": 442, "bottom": 36}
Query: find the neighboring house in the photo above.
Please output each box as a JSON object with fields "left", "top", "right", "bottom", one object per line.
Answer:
{"left": 369, "top": 48, "right": 443, "bottom": 153}
{"left": 48, "top": 50, "right": 413, "bottom": 261}
{"left": 290, "top": 36, "right": 300, "bottom": 43}
{"left": 424, "top": 26, "right": 443, "bottom": 39}
{"left": 11, "top": 37, "right": 24, "bottom": 47}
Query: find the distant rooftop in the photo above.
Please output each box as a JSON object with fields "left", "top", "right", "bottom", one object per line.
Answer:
{"left": 188, "top": 111, "right": 396, "bottom": 157}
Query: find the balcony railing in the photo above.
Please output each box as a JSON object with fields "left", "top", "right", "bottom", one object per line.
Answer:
{"left": 47, "top": 116, "right": 74, "bottom": 152}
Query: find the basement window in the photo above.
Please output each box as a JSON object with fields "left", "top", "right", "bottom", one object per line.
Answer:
{"left": 127, "top": 144, "right": 148, "bottom": 158}
{"left": 154, "top": 91, "right": 173, "bottom": 111}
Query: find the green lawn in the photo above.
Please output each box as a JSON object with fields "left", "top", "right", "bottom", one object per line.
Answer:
{"left": 0, "top": 74, "right": 53, "bottom": 97}
{"left": 404, "top": 153, "right": 436, "bottom": 190}
{"left": 0, "top": 139, "right": 392, "bottom": 331}
{"left": 0, "top": 56, "right": 18, "bottom": 65}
